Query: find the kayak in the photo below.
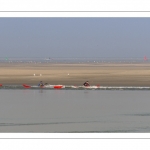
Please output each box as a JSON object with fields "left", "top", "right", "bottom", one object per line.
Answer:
{"left": 22, "top": 84, "right": 31, "bottom": 88}
{"left": 44, "top": 85, "right": 65, "bottom": 89}
{"left": 22, "top": 84, "right": 65, "bottom": 89}
{"left": 71, "top": 85, "right": 100, "bottom": 89}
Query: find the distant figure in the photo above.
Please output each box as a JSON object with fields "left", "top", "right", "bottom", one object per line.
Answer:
{"left": 38, "top": 81, "right": 44, "bottom": 87}
{"left": 83, "top": 81, "right": 90, "bottom": 86}
{"left": 144, "top": 56, "right": 148, "bottom": 61}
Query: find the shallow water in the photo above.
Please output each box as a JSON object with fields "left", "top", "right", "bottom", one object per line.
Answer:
{"left": 0, "top": 89, "right": 150, "bottom": 132}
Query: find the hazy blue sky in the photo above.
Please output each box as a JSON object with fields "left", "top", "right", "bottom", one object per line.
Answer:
{"left": 0, "top": 18, "right": 150, "bottom": 58}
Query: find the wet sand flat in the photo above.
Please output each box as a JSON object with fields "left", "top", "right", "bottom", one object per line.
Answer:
{"left": 0, "top": 63, "right": 150, "bottom": 86}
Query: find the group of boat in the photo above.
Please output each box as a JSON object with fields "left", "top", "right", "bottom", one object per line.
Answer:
{"left": 22, "top": 84, "right": 100, "bottom": 89}
{"left": 1, "top": 83, "right": 150, "bottom": 90}
{"left": 0, "top": 83, "right": 100, "bottom": 89}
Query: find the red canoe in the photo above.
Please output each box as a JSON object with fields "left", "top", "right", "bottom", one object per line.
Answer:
{"left": 22, "top": 84, "right": 31, "bottom": 88}
{"left": 22, "top": 84, "right": 64, "bottom": 89}
{"left": 53, "top": 85, "right": 63, "bottom": 89}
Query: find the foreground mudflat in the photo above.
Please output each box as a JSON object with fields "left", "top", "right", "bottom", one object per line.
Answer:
{"left": 0, "top": 90, "right": 150, "bottom": 132}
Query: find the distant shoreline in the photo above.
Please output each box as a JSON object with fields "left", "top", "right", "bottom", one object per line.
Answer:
{"left": 1, "top": 63, "right": 150, "bottom": 86}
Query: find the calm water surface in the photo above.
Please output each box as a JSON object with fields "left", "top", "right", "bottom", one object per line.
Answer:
{"left": 0, "top": 89, "right": 150, "bottom": 132}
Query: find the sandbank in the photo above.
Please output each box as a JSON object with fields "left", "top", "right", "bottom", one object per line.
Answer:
{"left": 0, "top": 62, "right": 150, "bottom": 86}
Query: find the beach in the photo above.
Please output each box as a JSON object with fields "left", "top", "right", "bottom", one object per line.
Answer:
{"left": 0, "top": 62, "right": 150, "bottom": 86}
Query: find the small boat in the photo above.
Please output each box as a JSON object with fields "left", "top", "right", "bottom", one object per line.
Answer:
{"left": 22, "top": 84, "right": 31, "bottom": 88}
{"left": 22, "top": 84, "right": 65, "bottom": 89}
{"left": 71, "top": 85, "right": 100, "bottom": 89}
{"left": 44, "top": 84, "right": 65, "bottom": 89}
